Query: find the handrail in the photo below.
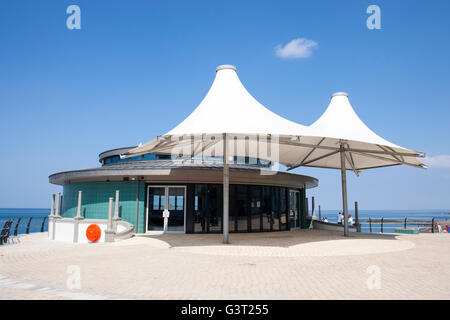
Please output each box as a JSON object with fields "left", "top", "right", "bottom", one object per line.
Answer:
{"left": 14, "top": 217, "right": 22, "bottom": 236}
{"left": 317, "top": 215, "right": 450, "bottom": 234}
{"left": 114, "top": 220, "right": 135, "bottom": 240}
{"left": 0, "top": 216, "right": 49, "bottom": 236}
{"left": 41, "top": 216, "right": 48, "bottom": 232}
{"left": 357, "top": 216, "right": 450, "bottom": 233}
{"left": 26, "top": 217, "right": 33, "bottom": 234}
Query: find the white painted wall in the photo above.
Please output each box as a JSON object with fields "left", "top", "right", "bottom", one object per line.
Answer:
{"left": 76, "top": 221, "right": 107, "bottom": 243}
{"left": 48, "top": 219, "right": 54, "bottom": 239}
{"left": 49, "top": 218, "right": 133, "bottom": 243}
{"left": 55, "top": 220, "right": 75, "bottom": 242}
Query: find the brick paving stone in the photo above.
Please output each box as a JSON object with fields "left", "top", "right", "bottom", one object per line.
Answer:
{"left": 0, "top": 230, "right": 449, "bottom": 300}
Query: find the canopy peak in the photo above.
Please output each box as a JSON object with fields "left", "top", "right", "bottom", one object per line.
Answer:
{"left": 331, "top": 92, "right": 348, "bottom": 98}
{"left": 216, "top": 64, "right": 237, "bottom": 72}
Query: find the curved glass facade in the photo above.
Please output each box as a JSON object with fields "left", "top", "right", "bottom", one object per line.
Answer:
{"left": 60, "top": 182, "right": 307, "bottom": 235}
{"left": 146, "top": 183, "right": 306, "bottom": 234}
{"left": 102, "top": 153, "right": 271, "bottom": 167}
{"left": 56, "top": 147, "right": 315, "bottom": 235}
{"left": 103, "top": 154, "right": 172, "bottom": 165}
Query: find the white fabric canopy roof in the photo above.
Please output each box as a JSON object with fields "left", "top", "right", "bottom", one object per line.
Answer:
{"left": 286, "top": 92, "right": 425, "bottom": 172}
{"left": 310, "top": 92, "right": 401, "bottom": 148}
{"left": 123, "top": 65, "right": 311, "bottom": 165}
{"left": 167, "top": 65, "right": 309, "bottom": 136}
{"left": 122, "top": 64, "right": 426, "bottom": 240}
{"left": 123, "top": 65, "right": 425, "bottom": 172}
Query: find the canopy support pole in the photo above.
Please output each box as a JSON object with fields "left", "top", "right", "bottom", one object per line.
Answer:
{"left": 340, "top": 144, "right": 349, "bottom": 237}
{"left": 223, "top": 133, "right": 229, "bottom": 244}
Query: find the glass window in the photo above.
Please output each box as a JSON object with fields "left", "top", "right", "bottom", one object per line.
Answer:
{"left": 167, "top": 187, "right": 185, "bottom": 232}
{"left": 289, "top": 190, "right": 300, "bottom": 229}
{"left": 190, "top": 183, "right": 292, "bottom": 234}
{"left": 152, "top": 195, "right": 164, "bottom": 210}
{"left": 279, "top": 188, "right": 288, "bottom": 231}
{"left": 148, "top": 187, "right": 165, "bottom": 231}
{"left": 104, "top": 156, "right": 119, "bottom": 164}
{"left": 207, "top": 184, "right": 222, "bottom": 233}
{"left": 193, "top": 184, "right": 222, "bottom": 233}
{"left": 262, "top": 186, "right": 271, "bottom": 231}
{"left": 193, "top": 184, "right": 207, "bottom": 233}
{"left": 176, "top": 195, "right": 184, "bottom": 210}
{"left": 156, "top": 154, "right": 171, "bottom": 160}
{"left": 271, "top": 187, "right": 280, "bottom": 231}
{"left": 143, "top": 154, "right": 157, "bottom": 160}
{"left": 168, "top": 195, "right": 176, "bottom": 210}
{"left": 250, "top": 186, "right": 262, "bottom": 232}
{"left": 236, "top": 185, "right": 249, "bottom": 232}
{"left": 229, "top": 185, "right": 236, "bottom": 233}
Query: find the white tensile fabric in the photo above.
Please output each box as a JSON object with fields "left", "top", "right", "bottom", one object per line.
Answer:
{"left": 310, "top": 93, "right": 400, "bottom": 147}
{"left": 123, "top": 65, "right": 425, "bottom": 172}
{"left": 286, "top": 92, "right": 425, "bottom": 172}
{"left": 168, "top": 65, "right": 310, "bottom": 136}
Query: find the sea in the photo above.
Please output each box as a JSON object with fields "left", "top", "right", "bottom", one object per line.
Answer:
{"left": 1, "top": 208, "right": 449, "bottom": 235}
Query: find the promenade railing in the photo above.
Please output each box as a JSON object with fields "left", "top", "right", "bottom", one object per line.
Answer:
{"left": 0, "top": 216, "right": 49, "bottom": 245}
{"left": 358, "top": 216, "right": 450, "bottom": 233}
{"left": 313, "top": 214, "right": 450, "bottom": 234}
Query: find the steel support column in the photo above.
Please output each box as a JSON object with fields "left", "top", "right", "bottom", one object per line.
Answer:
{"left": 223, "top": 133, "right": 229, "bottom": 244}
{"left": 340, "top": 144, "right": 349, "bottom": 237}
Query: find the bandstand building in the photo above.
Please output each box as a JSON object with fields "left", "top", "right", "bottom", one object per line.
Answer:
{"left": 49, "top": 65, "right": 318, "bottom": 242}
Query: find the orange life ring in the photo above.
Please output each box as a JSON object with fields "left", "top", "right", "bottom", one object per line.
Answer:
{"left": 86, "top": 224, "right": 101, "bottom": 242}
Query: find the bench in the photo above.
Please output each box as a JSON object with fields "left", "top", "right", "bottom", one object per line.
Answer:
{"left": 0, "top": 219, "right": 13, "bottom": 245}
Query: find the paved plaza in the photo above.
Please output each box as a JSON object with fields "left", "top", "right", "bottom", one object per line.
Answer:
{"left": 0, "top": 230, "right": 449, "bottom": 299}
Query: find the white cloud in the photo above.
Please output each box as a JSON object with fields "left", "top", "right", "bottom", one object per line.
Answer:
{"left": 275, "top": 38, "right": 318, "bottom": 59}
{"left": 422, "top": 155, "right": 450, "bottom": 168}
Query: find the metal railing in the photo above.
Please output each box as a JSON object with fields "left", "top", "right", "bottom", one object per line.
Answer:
{"left": 0, "top": 216, "right": 49, "bottom": 245}
{"left": 359, "top": 216, "right": 450, "bottom": 233}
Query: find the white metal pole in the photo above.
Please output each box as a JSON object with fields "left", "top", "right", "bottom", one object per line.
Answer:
{"left": 163, "top": 186, "right": 169, "bottom": 233}
{"left": 135, "top": 181, "right": 140, "bottom": 233}
{"left": 105, "top": 197, "right": 115, "bottom": 242}
{"left": 107, "top": 197, "right": 114, "bottom": 230}
{"left": 114, "top": 190, "right": 120, "bottom": 220}
{"left": 49, "top": 193, "right": 56, "bottom": 240}
{"left": 50, "top": 194, "right": 55, "bottom": 217}
{"left": 340, "top": 144, "right": 349, "bottom": 237}
{"left": 75, "top": 191, "right": 83, "bottom": 219}
{"left": 163, "top": 212, "right": 168, "bottom": 233}
{"left": 355, "top": 201, "right": 360, "bottom": 232}
{"left": 223, "top": 133, "right": 229, "bottom": 244}
{"left": 55, "top": 192, "right": 61, "bottom": 217}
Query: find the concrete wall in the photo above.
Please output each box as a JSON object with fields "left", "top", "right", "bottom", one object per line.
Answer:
{"left": 61, "top": 181, "right": 146, "bottom": 233}
{"left": 49, "top": 218, "right": 134, "bottom": 243}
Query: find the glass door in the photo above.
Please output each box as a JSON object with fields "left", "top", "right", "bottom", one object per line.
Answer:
{"left": 167, "top": 186, "right": 186, "bottom": 232}
{"left": 289, "top": 190, "right": 300, "bottom": 229}
{"left": 147, "top": 186, "right": 166, "bottom": 231}
{"left": 147, "top": 185, "right": 186, "bottom": 233}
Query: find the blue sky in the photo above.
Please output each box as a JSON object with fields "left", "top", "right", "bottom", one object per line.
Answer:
{"left": 0, "top": 0, "right": 449, "bottom": 210}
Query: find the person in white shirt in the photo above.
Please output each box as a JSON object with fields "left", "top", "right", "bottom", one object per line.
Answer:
{"left": 323, "top": 217, "right": 328, "bottom": 223}
{"left": 337, "top": 212, "right": 343, "bottom": 224}
{"left": 348, "top": 214, "right": 354, "bottom": 226}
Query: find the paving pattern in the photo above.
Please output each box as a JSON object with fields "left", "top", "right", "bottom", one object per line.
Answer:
{"left": 0, "top": 230, "right": 449, "bottom": 300}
